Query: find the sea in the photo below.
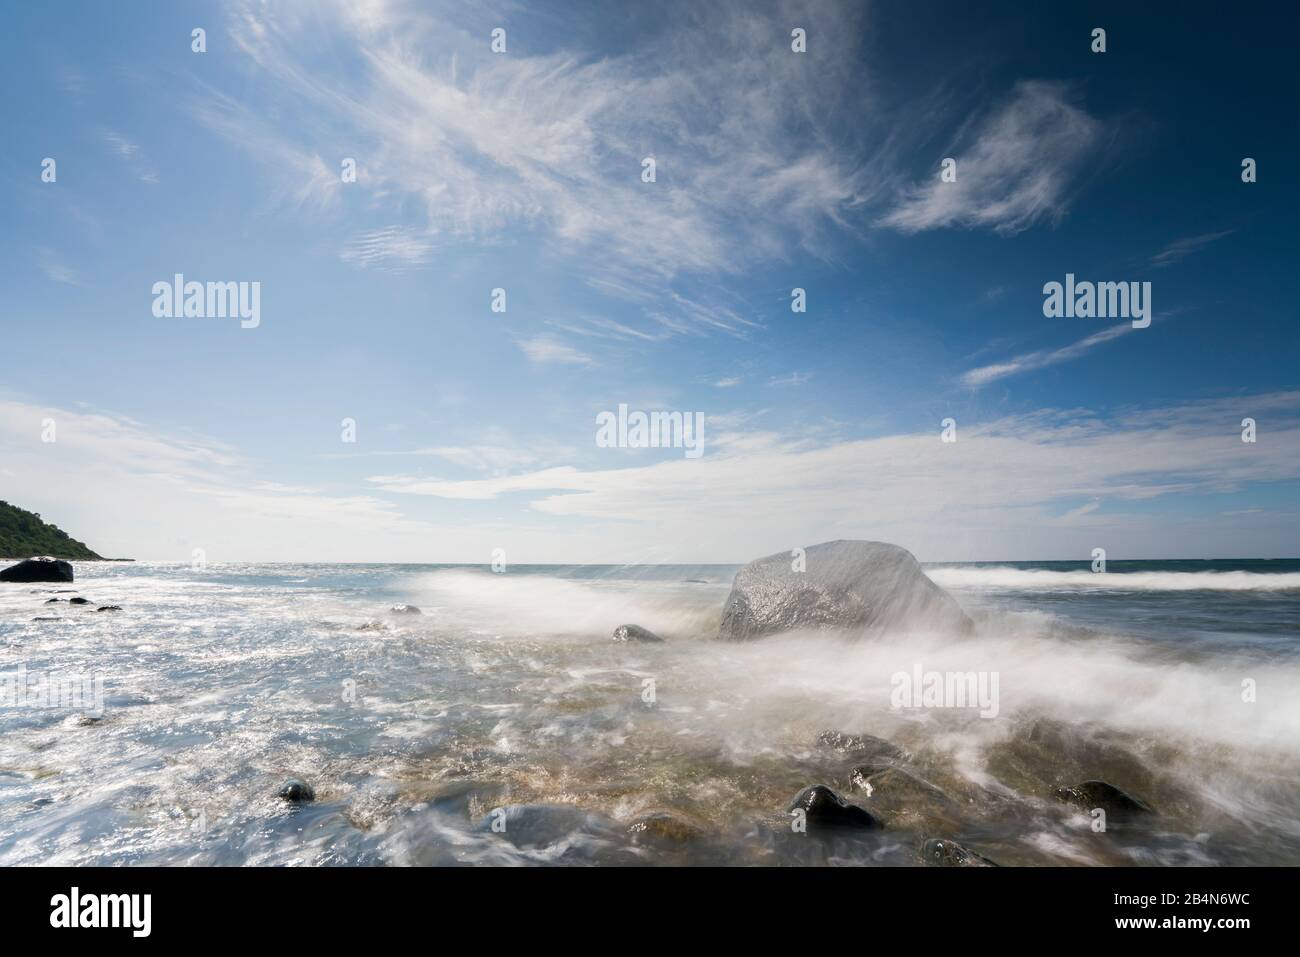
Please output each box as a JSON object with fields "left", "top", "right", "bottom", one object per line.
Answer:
{"left": 1, "top": 558, "right": 1297, "bottom": 866}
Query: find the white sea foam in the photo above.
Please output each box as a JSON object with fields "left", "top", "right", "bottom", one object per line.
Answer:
{"left": 929, "top": 566, "right": 1300, "bottom": 591}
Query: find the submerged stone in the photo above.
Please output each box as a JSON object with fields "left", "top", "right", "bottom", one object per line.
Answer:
{"left": 816, "top": 729, "right": 911, "bottom": 762}
{"left": 921, "top": 837, "right": 999, "bottom": 867}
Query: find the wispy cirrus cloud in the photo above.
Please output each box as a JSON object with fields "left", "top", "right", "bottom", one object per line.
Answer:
{"left": 1150, "top": 229, "right": 1235, "bottom": 268}
{"left": 201, "top": 0, "right": 870, "bottom": 307}
{"left": 101, "top": 128, "right": 159, "bottom": 184}
{"left": 963, "top": 324, "right": 1133, "bottom": 388}
{"left": 36, "top": 247, "right": 77, "bottom": 285}
{"left": 340, "top": 226, "right": 437, "bottom": 271}
{"left": 880, "top": 80, "right": 1101, "bottom": 235}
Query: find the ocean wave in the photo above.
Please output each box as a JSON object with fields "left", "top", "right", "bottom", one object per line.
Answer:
{"left": 928, "top": 567, "right": 1300, "bottom": 592}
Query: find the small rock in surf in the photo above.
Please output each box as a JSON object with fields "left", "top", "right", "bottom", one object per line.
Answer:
{"left": 920, "top": 837, "right": 998, "bottom": 867}
{"left": 612, "top": 623, "right": 663, "bottom": 643}
{"left": 278, "top": 779, "right": 316, "bottom": 802}
{"left": 788, "top": 785, "right": 880, "bottom": 829}
{"left": 97, "top": 605, "right": 123, "bottom": 612}
{"left": 389, "top": 604, "right": 422, "bottom": 615}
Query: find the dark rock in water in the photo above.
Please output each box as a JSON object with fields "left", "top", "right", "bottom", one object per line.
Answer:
{"left": 1055, "top": 780, "right": 1152, "bottom": 816}
{"left": 278, "top": 779, "right": 316, "bottom": 802}
{"left": 31, "top": 616, "right": 61, "bottom": 622}
{"left": 816, "top": 729, "right": 910, "bottom": 762}
{"left": 612, "top": 623, "right": 663, "bottom": 643}
{"left": 1, "top": 557, "right": 75, "bottom": 584}
{"left": 788, "top": 785, "right": 881, "bottom": 829}
{"left": 44, "top": 597, "right": 63, "bottom": 603}
{"left": 389, "top": 604, "right": 422, "bottom": 615}
{"left": 718, "top": 540, "right": 971, "bottom": 640}
{"left": 921, "top": 837, "right": 998, "bottom": 867}
{"left": 68, "top": 597, "right": 91, "bottom": 605}
{"left": 96, "top": 605, "right": 122, "bottom": 612}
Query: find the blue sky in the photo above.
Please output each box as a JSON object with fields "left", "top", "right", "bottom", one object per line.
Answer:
{"left": 1, "top": 0, "right": 1297, "bottom": 562}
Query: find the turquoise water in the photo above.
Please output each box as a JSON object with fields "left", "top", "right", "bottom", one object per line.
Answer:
{"left": 1, "top": 559, "right": 1297, "bottom": 865}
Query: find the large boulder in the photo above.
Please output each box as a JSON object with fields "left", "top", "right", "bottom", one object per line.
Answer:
{"left": 718, "top": 541, "right": 971, "bottom": 640}
{"left": 0, "top": 557, "right": 74, "bottom": 583}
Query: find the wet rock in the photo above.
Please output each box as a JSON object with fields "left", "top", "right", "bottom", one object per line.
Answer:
{"left": 1055, "top": 780, "right": 1153, "bottom": 816}
{"left": 788, "top": 785, "right": 880, "bottom": 829}
{"left": 1, "top": 557, "right": 75, "bottom": 583}
{"left": 921, "top": 837, "right": 999, "bottom": 867}
{"left": 719, "top": 540, "right": 971, "bottom": 640}
{"left": 816, "top": 729, "right": 910, "bottom": 762}
{"left": 278, "top": 779, "right": 316, "bottom": 802}
{"left": 44, "top": 598, "right": 63, "bottom": 603}
{"left": 68, "top": 597, "right": 91, "bottom": 605}
{"left": 389, "top": 604, "right": 422, "bottom": 615}
{"left": 96, "top": 605, "right": 122, "bottom": 612}
{"left": 612, "top": 623, "right": 663, "bottom": 643}
{"left": 31, "top": 616, "right": 61, "bottom": 622}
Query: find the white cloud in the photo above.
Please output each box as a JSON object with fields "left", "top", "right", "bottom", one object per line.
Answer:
{"left": 963, "top": 324, "right": 1133, "bottom": 387}
{"left": 0, "top": 398, "right": 433, "bottom": 561}
{"left": 880, "top": 80, "right": 1100, "bottom": 235}
{"left": 515, "top": 336, "right": 596, "bottom": 366}
{"left": 367, "top": 392, "right": 1300, "bottom": 560}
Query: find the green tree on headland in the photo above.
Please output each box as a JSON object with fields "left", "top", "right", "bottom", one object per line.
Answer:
{"left": 0, "top": 501, "right": 103, "bottom": 559}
